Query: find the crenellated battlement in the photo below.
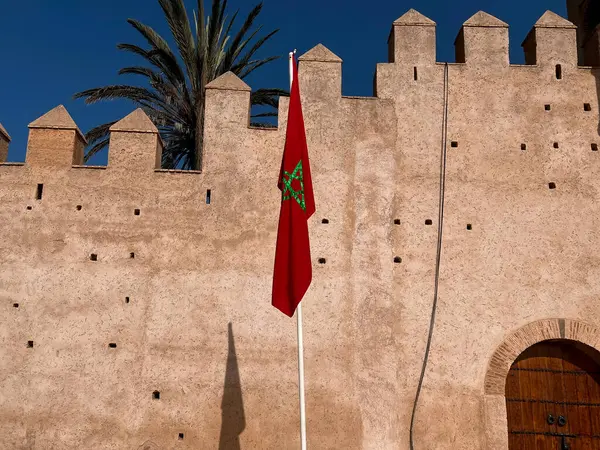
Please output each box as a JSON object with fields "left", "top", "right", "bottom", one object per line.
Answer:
{"left": 0, "top": 9, "right": 593, "bottom": 174}
{"left": 522, "top": 11, "right": 578, "bottom": 67}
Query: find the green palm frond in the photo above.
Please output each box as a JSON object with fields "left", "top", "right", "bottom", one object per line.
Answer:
{"left": 157, "top": 0, "right": 198, "bottom": 88}
{"left": 82, "top": 122, "right": 116, "bottom": 162}
{"left": 74, "top": 0, "right": 286, "bottom": 170}
{"left": 251, "top": 112, "right": 277, "bottom": 118}
{"left": 250, "top": 121, "right": 277, "bottom": 128}
{"left": 251, "top": 88, "right": 287, "bottom": 108}
{"left": 230, "top": 30, "right": 279, "bottom": 76}
{"left": 237, "top": 56, "right": 280, "bottom": 79}
{"left": 126, "top": 19, "right": 186, "bottom": 85}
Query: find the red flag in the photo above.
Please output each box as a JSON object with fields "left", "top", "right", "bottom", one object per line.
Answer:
{"left": 272, "top": 55, "right": 315, "bottom": 317}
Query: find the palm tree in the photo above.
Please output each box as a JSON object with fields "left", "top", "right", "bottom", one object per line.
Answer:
{"left": 74, "top": 0, "right": 285, "bottom": 170}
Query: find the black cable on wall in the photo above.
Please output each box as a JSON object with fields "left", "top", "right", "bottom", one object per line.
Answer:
{"left": 409, "top": 62, "right": 449, "bottom": 450}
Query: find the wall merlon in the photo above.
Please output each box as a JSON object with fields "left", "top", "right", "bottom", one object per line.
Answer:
{"left": 28, "top": 105, "right": 86, "bottom": 142}
{"left": 298, "top": 44, "right": 342, "bottom": 101}
{"left": 535, "top": 10, "right": 577, "bottom": 29}
{"left": 0, "top": 123, "right": 10, "bottom": 163}
{"left": 388, "top": 9, "right": 436, "bottom": 65}
{"left": 277, "top": 96, "right": 289, "bottom": 131}
{"left": 463, "top": 11, "right": 509, "bottom": 28}
{"left": 298, "top": 44, "right": 342, "bottom": 63}
{"left": 205, "top": 71, "right": 251, "bottom": 92}
{"left": 0, "top": 123, "right": 11, "bottom": 142}
{"left": 108, "top": 108, "right": 163, "bottom": 172}
{"left": 522, "top": 11, "right": 578, "bottom": 67}
{"left": 204, "top": 72, "right": 251, "bottom": 130}
{"left": 455, "top": 11, "right": 509, "bottom": 67}
{"left": 393, "top": 9, "right": 436, "bottom": 27}
{"left": 109, "top": 108, "right": 160, "bottom": 135}
{"left": 26, "top": 105, "right": 86, "bottom": 168}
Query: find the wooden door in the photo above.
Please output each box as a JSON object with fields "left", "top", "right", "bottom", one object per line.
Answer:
{"left": 506, "top": 340, "right": 600, "bottom": 449}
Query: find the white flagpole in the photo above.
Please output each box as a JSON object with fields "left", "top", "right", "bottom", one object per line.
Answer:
{"left": 289, "top": 49, "right": 307, "bottom": 450}
{"left": 297, "top": 304, "right": 307, "bottom": 450}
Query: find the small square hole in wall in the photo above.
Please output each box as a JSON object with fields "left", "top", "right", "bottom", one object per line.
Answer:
{"left": 26, "top": 206, "right": 32, "bottom": 211}
{"left": 130, "top": 252, "right": 135, "bottom": 259}
{"left": 90, "top": 254, "right": 98, "bottom": 261}
{"left": 318, "top": 258, "right": 326, "bottom": 264}
{"left": 425, "top": 219, "right": 433, "bottom": 225}
{"left": 545, "top": 104, "right": 551, "bottom": 111}
{"left": 394, "top": 256, "right": 402, "bottom": 264}
{"left": 467, "top": 224, "right": 472, "bottom": 230}
{"left": 451, "top": 141, "right": 458, "bottom": 148}
{"left": 13, "top": 303, "right": 19, "bottom": 308}
{"left": 134, "top": 209, "right": 140, "bottom": 216}
{"left": 394, "top": 219, "right": 401, "bottom": 225}
{"left": 27, "top": 341, "right": 34, "bottom": 348}
{"left": 584, "top": 103, "right": 592, "bottom": 112}
{"left": 178, "top": 433, "right": 184, "bottom": 440}
{"left": 35, "top": 184, "right": 43, "bottom": 200}
{"left": 152, "top": 391, "right": 160, "bottom": 400}
{"left": 549, "top": 182, "right": 556, "bottom": 189}
{"left": 521, "top": 144, "right": 527, "bottom": 151}
{"left": 592, "top": 143, "right": 598, "bottom": 151}
{"left": 125, "top": 297, "right": 130, "bottom": 304}
{"left": 321, "top": 218, "right": 329, "bottom": 224}
{"left": 108, "top": 343, "right": 117, "bottom": 348}
{"left": 553, "top": 142, "right": 559, "bottom": 149}
{"left": 76, "top": 205, "right": 82, "bottom": 211}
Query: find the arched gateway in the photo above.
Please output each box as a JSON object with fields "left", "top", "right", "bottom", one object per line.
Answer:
{"left": 483, "top": 319, "right": 600, "bottom": 449}
{"left": 505, "top": 340, "right": 600, "bottom": 449}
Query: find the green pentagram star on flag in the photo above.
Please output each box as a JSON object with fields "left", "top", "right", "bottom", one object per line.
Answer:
{"left": 282, "top": 160, "right": 306, "bottom": 211}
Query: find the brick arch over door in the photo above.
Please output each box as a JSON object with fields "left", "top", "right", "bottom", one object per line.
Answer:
{"left": 483, "top": 319, "right": 600, "bottom": 450}
{"left": 485, "top": 319, "right": 600, "bottom": 395}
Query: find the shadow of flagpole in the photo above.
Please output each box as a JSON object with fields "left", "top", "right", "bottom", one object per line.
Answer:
{"left": 218, "top": 323, "right": 246, "bottom": 450}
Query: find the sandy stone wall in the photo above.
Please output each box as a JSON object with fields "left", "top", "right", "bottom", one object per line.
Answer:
{"left": 0, "top": 124, "right": 10, "bottom": 163}
{"left": 1, "top": 8, "right": 600, "bottom": 450}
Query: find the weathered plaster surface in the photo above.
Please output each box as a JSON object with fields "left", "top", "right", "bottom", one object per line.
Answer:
{"left": 1, "top": 8, "right": 600, "bottom": 450}
{"left": 0, "top": 123, "right": 10, "bottom": 163}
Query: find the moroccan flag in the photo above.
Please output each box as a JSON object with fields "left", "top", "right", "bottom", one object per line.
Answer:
{"left": 272, "top": 55, "right": 316, "bottom": 317}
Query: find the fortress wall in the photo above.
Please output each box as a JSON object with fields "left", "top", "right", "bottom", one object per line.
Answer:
{"left": 0, "top": 56, "right": 400, "bottom": 449}
{"left": 0, "top": 99, "right": 294, "bottom": 448}
{"left": 376, "top": 10, "right": 446, "bottom": 447}
{"left": 1, "top": 7, "right": 600, "bottom": 450}
{"left": 415, "top": 12, "right": 600, "bottom": 449}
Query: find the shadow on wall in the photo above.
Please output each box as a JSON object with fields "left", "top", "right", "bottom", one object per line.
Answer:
{"left": 219, "top": 323, "right": 246, "bottom": 450}
{"left": 584, "top": 4, "right": 600, "bottom": 135}
{"left": 596, "top": 69, "right": 600, "bottom": 136}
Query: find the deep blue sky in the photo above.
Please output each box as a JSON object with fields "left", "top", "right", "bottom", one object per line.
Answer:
{"left": 0, "top": 0, "right": 566, "bottom": 164}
